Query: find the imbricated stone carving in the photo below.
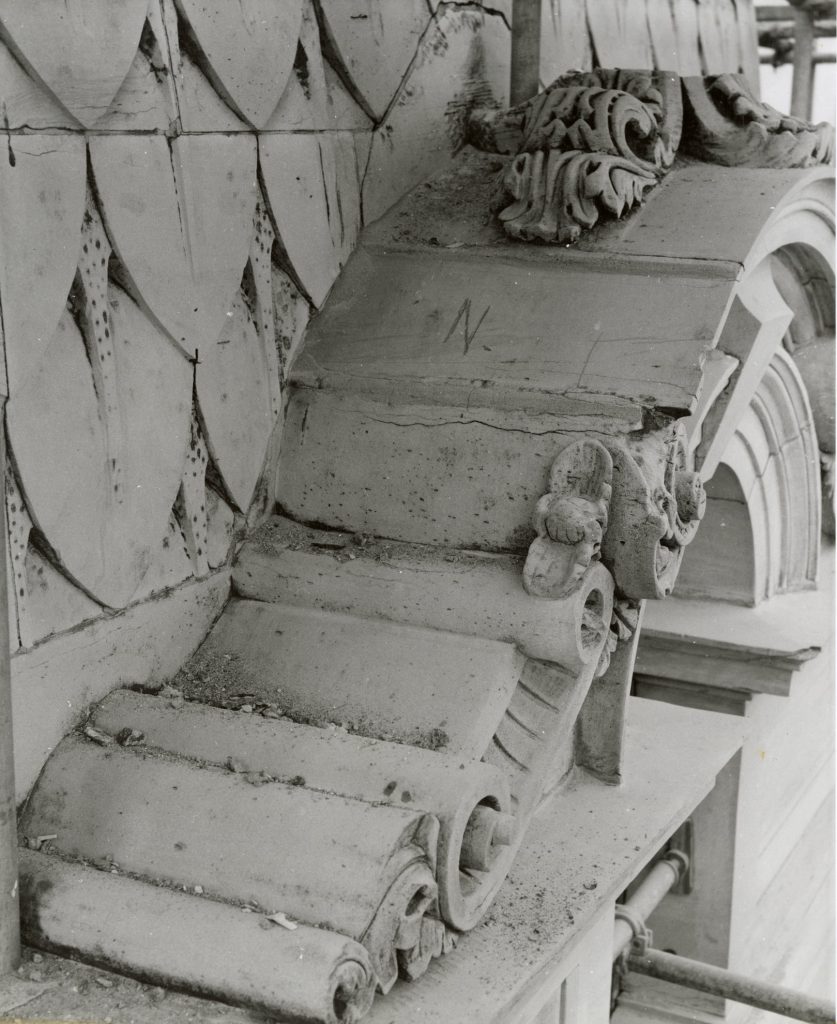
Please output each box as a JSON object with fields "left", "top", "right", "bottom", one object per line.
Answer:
{"left": 682, "top": 73, "right": 835, "bottom": 168}
{"left": 174, "top": 414, "right": 210, "bottom": 578}
{"left": 5, "top": 466, "right": 32, "bottom": 648}
{"left": 467, "top": 69, "right": 833, "bottom": 243}
{"left": 523, "top": 439, "right": 613, "bottom": 599}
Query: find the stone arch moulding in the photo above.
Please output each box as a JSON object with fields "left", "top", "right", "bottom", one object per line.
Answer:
{"left": 678, "top": 168, "right": 834, "bottom": 604}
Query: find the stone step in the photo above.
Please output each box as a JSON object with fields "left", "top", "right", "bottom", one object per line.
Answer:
{"left": 233, "top": 515, "right": 614, "bottom": 670}
{"left": 179, "top": 597, "right": 525, "bottom": 763}
{"left": 275, "top": 385, "right": 603, "bottom": 553}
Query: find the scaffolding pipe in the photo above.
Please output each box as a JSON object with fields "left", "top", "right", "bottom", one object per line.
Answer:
{"left": 791, "top": 6, "right": 816, "bottom": 119}
{"left": 628, "top": 949, "right": 836, "bottom": 1024}
{"left": 0, "top": 401, "right": 20, "bottom": 974}
{"left": 612, "top": 851, "right": 687, "bottom": 960}
{"left": 510, "top": 0, "right": 541, "bottom": 106}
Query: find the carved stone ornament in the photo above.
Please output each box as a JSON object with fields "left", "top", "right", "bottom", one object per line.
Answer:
{"left": 682, "top": 73, "right": 835, "bottom": 168}
{"left": 467, "top": 69, "right": 834, "bottom": 244}
{"left": 523, "top": 439, "right": 613, "bottom": 598}
{"left": 526, "top": 424, "right": 706, "bottom": 604}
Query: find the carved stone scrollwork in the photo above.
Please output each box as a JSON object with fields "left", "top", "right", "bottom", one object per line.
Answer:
{"left": 525, "top": 424, "right": 705, "bottom": 605}
{"left": 596, "top": 598, "right": 641, "bottom": 678}
{"left": 682, "top": 74, "right": 835, "bottom": 168}
{"left": 467, "top": 69, "right": 833, "bottom": 244}
{"left": 603, "top": 424, "right": 706, "bottom": 601}
{"left": 468, "top": 69, "right": 682, "bottom": 243}
{"left": 522, "top": 439, "right": 613, "bottom": 598}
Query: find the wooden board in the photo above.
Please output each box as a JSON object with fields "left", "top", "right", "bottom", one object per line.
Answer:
{"left": 189, "top": 598, "right": 524, "bottom": 760}
{"left": 10, "top": 571, "right": 230, "bottom": 801}
{"left": 90, "top": 134, "right": 257, "bottom": 359}
{"left": 0, "top": 0, "right": 148, "bottom": 127}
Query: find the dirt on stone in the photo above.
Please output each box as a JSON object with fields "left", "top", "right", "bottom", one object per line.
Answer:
{"left": 2, "top": 947, "right": 273, "bottom": 1024}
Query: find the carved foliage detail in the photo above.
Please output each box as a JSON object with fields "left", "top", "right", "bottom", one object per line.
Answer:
{"left": 470, "top": 68, "right": 683, "bottom": 243}
{"left": 469, "top": 69, "right": 833, "bottom": 244}
{"left": 523, "top": 439, "right": 613, "bottom": 599}
{"left": 683, "top": 73, "right": 835, "bottom": 168}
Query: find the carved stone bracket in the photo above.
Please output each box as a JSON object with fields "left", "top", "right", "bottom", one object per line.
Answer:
{"left": 522, "top": 439, "right": 612, "bottom": 599}
{"left": 525, "top": 424, "right": 706, "bottom": 606}
{"left": 467, "top": 69, "right": 833, "bottom": 244}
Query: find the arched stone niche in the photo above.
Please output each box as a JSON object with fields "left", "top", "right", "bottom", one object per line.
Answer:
{"left": 677, "top": 173, "right": 835, "bottom": 603}
{"left": 630, "top": 169, "right": 835, "bottom": 1020}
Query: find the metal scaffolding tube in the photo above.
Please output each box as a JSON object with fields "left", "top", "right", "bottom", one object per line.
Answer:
{"left": 612, "top": 852, "right": 687, "bottom": 960}
{"left": 510, "top": 0, "right": 541, "bottom": 106}
{"left": 628, "top": 949, "right": 836, "bottom": 1024}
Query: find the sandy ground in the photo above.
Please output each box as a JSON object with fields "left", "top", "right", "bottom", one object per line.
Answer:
{"left": 1, "top": 948, "right": 273, "bottom": 1024}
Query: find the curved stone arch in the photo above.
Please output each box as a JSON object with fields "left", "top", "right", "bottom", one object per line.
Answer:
{"left": 679, "top": 348, "right": 820, "bottom": 604}
{"left": 678, "top": 174, "right": 833, "bottom": 605}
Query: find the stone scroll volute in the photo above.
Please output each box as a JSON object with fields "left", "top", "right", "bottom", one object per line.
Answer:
{"left": 525, "top": 425, "right": 706, "bottom": 605}
{"left": 522, "top": 439, "right": 613, "bottom": 599}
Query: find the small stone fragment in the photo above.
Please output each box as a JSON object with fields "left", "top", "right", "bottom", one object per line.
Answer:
{"left": 265, "top": 911, "right": 298, "bottom": 931}
{"left": 83, "top": 725, "right": 114, "bottom": 746}
{"left": 225, "top": 756, "right": 246, "bottom": 773}
{"left": 116, "top": 727, "right": 145, "bottom": 746}
{"left": 244, "top": 771, "right": 273, "bottom": 786}
{"left": 95, "top": 976, "right": 114, "bottom": 989}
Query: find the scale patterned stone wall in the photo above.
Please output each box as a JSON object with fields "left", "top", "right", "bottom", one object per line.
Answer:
{"left": 0, "top": 0, "right": 509, "bottom": 654}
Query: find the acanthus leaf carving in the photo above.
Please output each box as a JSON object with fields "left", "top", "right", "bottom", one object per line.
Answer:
{"left": 468, "top": 69, "right": 833, "bottom": 244}
{"left": 522, "top": 439, "right": 612, "bottom": 599}
{"left": 682, "top": 73, "right": 835, "bottom": 168}
{"left": 469, "top": 68, "right": 682, "bottom": 244}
